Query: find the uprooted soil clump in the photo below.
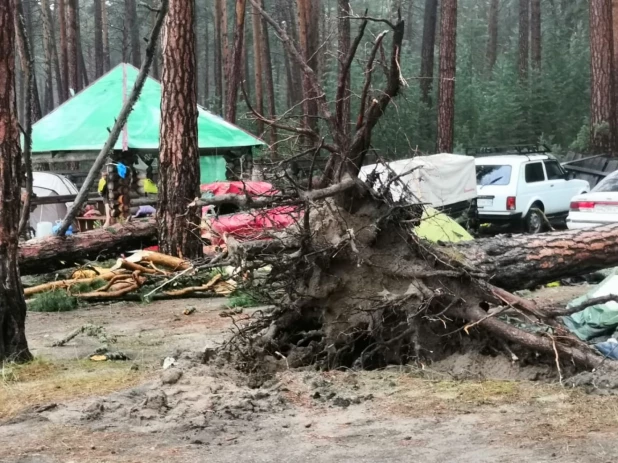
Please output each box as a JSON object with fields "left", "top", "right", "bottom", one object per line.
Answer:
{"left": 224, "top": 197, "right": 573, "bottom": 377}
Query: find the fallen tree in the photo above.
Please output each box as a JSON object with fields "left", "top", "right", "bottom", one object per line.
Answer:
{"left": 19, "top": 219, "right": 156, "bottom": 274}
{"left": 205, "top": 5, "right": 618, "bottom": 376}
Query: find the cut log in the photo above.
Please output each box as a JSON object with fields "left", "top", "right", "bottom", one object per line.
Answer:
{"left": 453, "top": 224, "right": 618, "bottom": 290}
{"left": 19, "top": 219, "right": 156, "bottom": 275}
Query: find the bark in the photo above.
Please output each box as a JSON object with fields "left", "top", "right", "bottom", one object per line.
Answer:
{"left": 152, "top": 11, "right": 161, "bottom": 80}
{"left": 15, "top": 8, "right": 33, "bottom": 237}
{"left": 202, "top": 6, "right": 209, "bottom": 102}
{"left": 589, "top": 0, "right": 617, "bottom": 154}
{"left": 58, "top": 3, "right": 168, "bottom": 236}
{"left": 214, "top": 0, "right": 224, "bottom": 114}
{"left": 94, "top": 0, "right": 104, "bottom": 78}
{"left": 225, "top": 0, "right": 247, "bottom": 123}
{"left": 39, "top": 0, "right": 55, "bottom": 112}
{"left": 14, "top": 1, "right": 41, "bottom": 121}
{"left": 613, "top": 0, "right": 618, "bottom": 99}
{"left": 102, "top": 0, "right": 111, "bottom": 72}
{"left": 46, "top": 0, "right": 64, "bottom": 105}
{"left": 126, "top": 0, "right": 141, "bottom": 68}
{"left": 59, "top": 0, "right": 69, "bottom": 100}
{"left": 252, "top": 4, "right": 265, "bottom": 135}
{"left": 518, "top": 0, "right": 529, "bottom": 80}
{"left": 277, "top": 0, "right": 303, "bottom": 108}
{"left": 454, "top": 223, "right": 618, "bottom": 291}
{"left": 419, "top": 0, "right": 438, "bottom": 106}
{"left": 19, "top": 221, "right": 157, "bottom": 276}
{"left": 486, "top": 0, "right": 499, "bottom": 73}
{"left": 436, "top": 0, "right": 458, "bottom": 153}
{"left": 337, "top": 0, "right": 351, "bottom": 136}
{"left": 405, "top": 0, "right": 414, "bottom": 44}
{"left": 158, "top": 0, "right": 203, "bottom": 259}
{"left": 0, "top": 0, "right": 32, "bottom": 363}
{"left": 66, "top": 0, "right": 79, "bottom": 93}
{"left": 297, "top": 0, "right": 320, "bottom": 133}
{"left": 530, "top": 0, "right": 541, "bottom": 70}
{"left": 260, "top": 0, "right": 277, "bottom": 156}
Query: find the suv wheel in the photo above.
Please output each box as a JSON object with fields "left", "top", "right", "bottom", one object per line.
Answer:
{"left": 524, "top": 208, "right": 544, "bottom": 234}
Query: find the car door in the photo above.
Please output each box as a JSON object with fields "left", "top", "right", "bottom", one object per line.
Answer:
{"left": 543, "top": 159, "right": 568, "bottom": 213}
{"left": 521, "top": 161, "right": 549, "bottom": 214}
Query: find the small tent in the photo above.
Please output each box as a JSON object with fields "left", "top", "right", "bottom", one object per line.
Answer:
{"left": 29, "top": 64, "right": 266, "bottom": 184}
{"left": 29, "top": 172, "right": 79, "bottom": 231}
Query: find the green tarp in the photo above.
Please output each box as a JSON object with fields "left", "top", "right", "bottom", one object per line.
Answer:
{"left": 200, "top": 156, "right": 227, "bottom": 184}
{"left": 564, "top": 269, "right": 618, "bottom": 341}
{"left": 30, "top": 64, "right": 265, "bottom": 153}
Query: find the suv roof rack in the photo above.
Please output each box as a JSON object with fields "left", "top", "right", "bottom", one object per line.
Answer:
{"left": 465, "top": 144, "right": 552, "bottom": 157}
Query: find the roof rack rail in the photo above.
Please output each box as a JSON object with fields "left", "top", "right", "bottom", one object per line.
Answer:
{"left": 465, "top": 144, "right": 552, "bottom": 156}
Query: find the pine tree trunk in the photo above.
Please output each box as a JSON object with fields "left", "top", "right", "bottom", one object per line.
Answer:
{"left": 455, "top": 223, "right": 618, "bottom": 291}
{"left": 486, "top": 0, "right": 499, "bottom": 73}
{"left": 22, "top": 0, "right": 42, "bottom": 119}
{"left": 152, "top": 10, "right": 161, "bottom": 80}
{"left": 126, "top": 0, "right": 141, "bottom": 68}
{"left": 405, "top": 0, "right": 414, "bottom": 44}
{"left": 94, "top": 0, "right": 104, "bottom": 78}
{"left": 590, "top": 0, "right": 617, "bottom": 154}
{"left": 337, "top": 0, "right": 351, "bottom": 136}
{"left": 278, "top": 0, "right": 303, "bottom": 108}
{"left": 225, "top": 0, "right": 247, "bottom": 123}
{"left": 15, "top": 0, "right": 41, "bottom": 121}
{"left": 0, "top": 0, "right": 32, "bottom": 363}
{"left": 40, "top": 0, "right": 55, "bottom": 112}
{"left": 530, "top": 0, "right": 541, "bottom": 70}
{"left": 260, "top": 0, "right": 277, "bottom": 156}
{"left": 158, "top": 0, "right": 203, "bottom": 259}
{"left": 518, "top": 0, "right": 529, "bottom": 80}
{"left": 613, "top": 0, "right": 618, "bottom": 112}
{"left": 46, "top": 0, "right": 63, "bottom": 105}
{"left": 76, "top": 5, "right": 89, "bottom": 89}
{"left": 102, "top": 0, "right": 111, "bottom": 72}
{"left": 66, "top": 0, "right": 79, "bottom": 93}
{"left": 297, "top": 0, "right": 320, "bottom": 132}
{"left": 214, "top": 0, "right": 224, "bottom": 114}
{"left": 419, "top": 0, "right": 438, "bottom": 106}
{"left": 202, "top": 6, "right": 209, "bottom": 103}
{"left": 58, "top": 0, "right": 69, "bottom": 100}
{"left": 436, "top": 0, "right": 457, "bottom": 153}
{"left": 252, "top": 3, "right": 264, "bottom": 135}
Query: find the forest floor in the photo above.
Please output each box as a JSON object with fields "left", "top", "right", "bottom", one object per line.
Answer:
{"left": 3, "top": 286, "right": 618, "bottom": 463}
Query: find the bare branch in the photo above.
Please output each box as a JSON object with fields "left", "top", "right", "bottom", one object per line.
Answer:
{"left": 357, "top": 31, "right": 388, "bottom": 129}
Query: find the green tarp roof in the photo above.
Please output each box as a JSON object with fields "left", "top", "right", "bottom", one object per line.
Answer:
{"left": 30, "top": 64, "right": 264, "bottom": 153}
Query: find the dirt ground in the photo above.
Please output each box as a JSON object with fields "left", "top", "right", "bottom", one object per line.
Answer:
{"left": 3, "top": 286, "right": 618, "bottom": 463}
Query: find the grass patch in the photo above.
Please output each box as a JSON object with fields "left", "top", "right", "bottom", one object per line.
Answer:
{"left": 0, "top": 357, "right": 147, "bottom": 420}
{"left": 227, "top": 291, "right": 260, "bottom": 308}
{"left": 28, "top": 291, "right": 78, "bottom": 312}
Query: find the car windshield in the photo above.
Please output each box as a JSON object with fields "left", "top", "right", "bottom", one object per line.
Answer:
{"left": 476, "top": 165, "right": 512, "bottom": 186}
{"left": 593, "top": 172, "right": 618, "bottom": 192}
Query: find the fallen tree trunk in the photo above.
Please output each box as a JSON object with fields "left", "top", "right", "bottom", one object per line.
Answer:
{"left": 453, "top": 224, "right": 618, "bottom": 291}
{"left": 19, "top": 220, "right": 156, "bottom": 275}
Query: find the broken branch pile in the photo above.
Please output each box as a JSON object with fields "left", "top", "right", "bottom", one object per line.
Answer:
{"left": 24, "top": 250, "right": 237, "bottom": 304}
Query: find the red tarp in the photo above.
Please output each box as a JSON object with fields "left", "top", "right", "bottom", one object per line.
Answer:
{"left": 200, "top": 181, "right": 278, "bottom": 197}
{"left": 202, "top": 206, "right": 302, "bottom": 245}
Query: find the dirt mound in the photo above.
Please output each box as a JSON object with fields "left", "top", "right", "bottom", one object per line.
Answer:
{"left": 29, "top": 351, "right": 288, "bottom": 441}
{"left": 569, "top": 368, "right": 618, "bottom": 394}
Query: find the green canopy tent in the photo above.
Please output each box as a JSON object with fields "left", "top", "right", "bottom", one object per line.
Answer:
{"left": 29, "top": 63, "right": 265, "bottom": 184}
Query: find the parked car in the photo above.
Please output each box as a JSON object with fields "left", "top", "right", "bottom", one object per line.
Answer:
{"left": 475, "top": 154, "right": 589, "bottom": 233}
{"left": 567, "top": 170, "right": 618, "bottom": 229}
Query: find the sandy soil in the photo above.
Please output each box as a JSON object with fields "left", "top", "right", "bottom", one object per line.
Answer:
{"left": 3, "top": 287, "right": 618, "bottom": 463}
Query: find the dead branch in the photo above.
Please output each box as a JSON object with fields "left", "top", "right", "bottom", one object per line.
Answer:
{"left": 192, "top": 175, "right": 358, "bottom": 209}
{"left": 545, "top": 294, "right": 618, "bottom": 318}
{"left": 357, "top": 31, "right": 389, "bottom": 130}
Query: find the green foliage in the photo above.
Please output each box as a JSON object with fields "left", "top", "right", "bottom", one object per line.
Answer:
{"left": 28, "top": 291, "right": 78, "bottom": 313}
{"left": 227, "top": 291, "right": 260, "bottom": 309}
{"left": 570, "top": 120, "right": 591, "bottom": 152}
{"left": 70, "top": 279, "right": 107, "bottom": 294}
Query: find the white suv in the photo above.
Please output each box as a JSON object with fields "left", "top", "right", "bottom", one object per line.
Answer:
{"left": 475, "top": 154, "right": 589, "bottom": 233}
